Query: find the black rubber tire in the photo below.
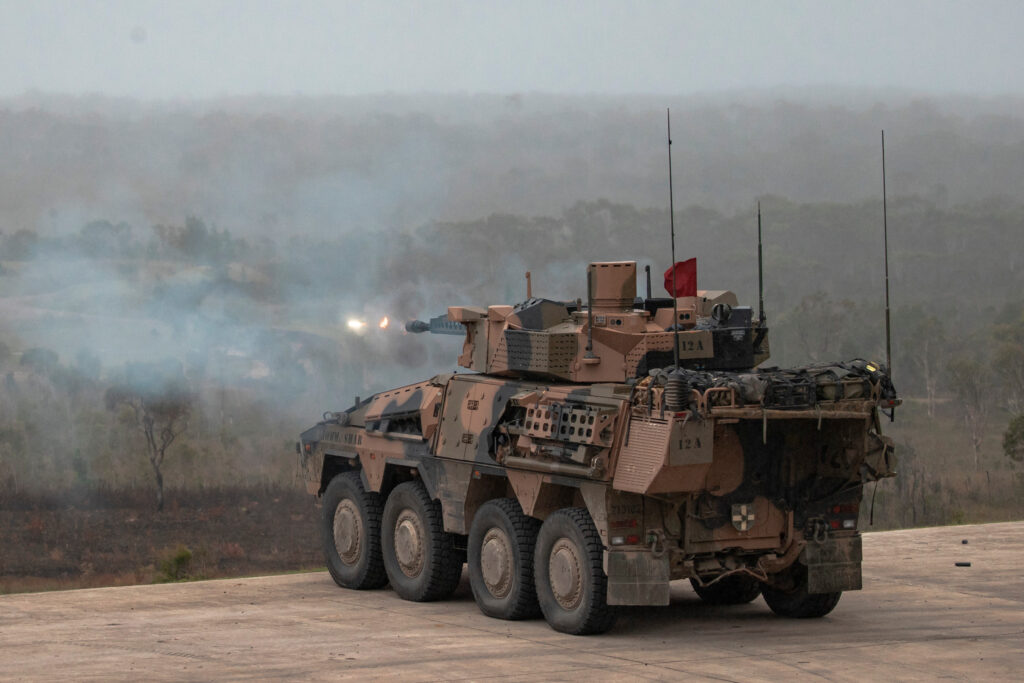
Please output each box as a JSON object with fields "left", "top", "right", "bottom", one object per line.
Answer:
{"left": 533, "top": 507, "right": 617, "bottom": 635}
{"left": 321, "top": 471, "right": 388, "bottom": 590}
{"left": 762, "top": 580, "right": 842, "bottom": 618}
{"left": 467, "top": 498, "right": 542, "bottom": 620}
{"left": 690, "top": 574, "right": 762, "bottom": 605}
{"left": 381, "top": 480, "right": 464, "bottom": 602}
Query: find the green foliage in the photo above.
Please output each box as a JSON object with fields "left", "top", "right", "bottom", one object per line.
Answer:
{"left": 1004, "top": 415, "right": 1024, "bottom": 463}
{"left": 156, "top": 545, "right": 193, "bottom": 582}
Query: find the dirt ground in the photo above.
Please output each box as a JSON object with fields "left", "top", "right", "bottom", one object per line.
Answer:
{"left": 0, "top": 485, "right": 323, "bottom": 593}
{"left": 2, "top": 521, "right": 1021, "bottom": 681}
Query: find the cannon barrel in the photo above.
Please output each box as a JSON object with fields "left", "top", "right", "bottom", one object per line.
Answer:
{"left": 405, "top": 314, "right": 465, "bottom": 336}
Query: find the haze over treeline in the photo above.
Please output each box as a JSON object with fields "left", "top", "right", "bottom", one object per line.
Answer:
{"left": 5, "top": 92, "right": 1024, "bottom": 235}
{"left": 1, "top": 91, "right": 1022, "bottom": 528}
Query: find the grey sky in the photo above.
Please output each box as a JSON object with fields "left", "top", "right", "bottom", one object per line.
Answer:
{"left": 1, "top": 0, "right": 1022, "bottom": 98}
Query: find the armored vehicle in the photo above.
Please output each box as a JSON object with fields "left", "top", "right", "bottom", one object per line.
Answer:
{"left": 298, "top": 260, "right": 898, "bottom": 634}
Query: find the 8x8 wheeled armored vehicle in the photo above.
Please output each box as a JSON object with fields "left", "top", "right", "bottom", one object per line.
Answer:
{"left": 298, "top": 260, "right": 897, "bottom": 634}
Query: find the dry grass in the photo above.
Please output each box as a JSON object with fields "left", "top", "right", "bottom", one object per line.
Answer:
{"left": 0, "top": 484, "right": 322, "bottom": 595}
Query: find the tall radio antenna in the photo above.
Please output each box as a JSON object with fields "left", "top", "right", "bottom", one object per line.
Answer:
{"left": 757, "top": 202, "right": 765, "bottom": 326}
{"left": 882, "top": 131, "right": 892, "bottom": 378}
{"left": 667, "top": 109, "right": 681, "bottom": 369}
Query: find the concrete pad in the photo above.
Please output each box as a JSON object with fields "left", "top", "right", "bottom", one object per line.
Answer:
{"left": 1, "top": 521, "right": 1022, "bottom": 681}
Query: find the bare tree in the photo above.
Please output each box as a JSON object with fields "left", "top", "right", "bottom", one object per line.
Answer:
{"left": 105, "top": 361, "right": 193, "bottom": 512}
{"left": 947, "top": 356, "right": 990, "bottom": 470}
{"left": 909, "top": 314, "right": 947, "bottom": 418}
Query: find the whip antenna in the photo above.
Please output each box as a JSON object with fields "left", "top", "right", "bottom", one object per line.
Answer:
{"left": 882, "top": 131, "right": 892, "bottom": 378}
{"left": 757, "top": 202, "right": 765, "bottom": 326}
{"left": 667, "top": 109, "right": 681, "bottom": 369}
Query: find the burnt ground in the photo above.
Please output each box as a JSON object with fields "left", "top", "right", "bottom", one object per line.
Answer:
{"left": 0, "top": 485, "right": 323, "bottom": 593}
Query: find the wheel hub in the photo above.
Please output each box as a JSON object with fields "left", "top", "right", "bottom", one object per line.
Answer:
{"left": 548, "top": 538, "right": 583, "bottom": 609}
{"left": 480, "top": 528, "right": 513, "bottom": 598}
{"left": 394, "top": 509, "right": 425, "bottom": 578}
{"left": 333, "top": 500, "right": 363, "bottom": 566}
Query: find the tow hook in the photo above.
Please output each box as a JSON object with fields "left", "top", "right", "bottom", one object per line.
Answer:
{"left": 807, "top": 518, "right": 829, "bottom": 545}
{"left": 647, "top": 529, "right": 668, "bottom": 558}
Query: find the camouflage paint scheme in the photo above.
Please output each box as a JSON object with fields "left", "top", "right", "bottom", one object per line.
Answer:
{"left": 300, "top": 261, "right": 897, "bottom": 607}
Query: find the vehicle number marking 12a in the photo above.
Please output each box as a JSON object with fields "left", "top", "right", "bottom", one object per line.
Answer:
{"left": 677, "top": 334, "right": 712, "bottom": 358}
{"left": 678, "top": 438, "right": 702, "bottom": 450}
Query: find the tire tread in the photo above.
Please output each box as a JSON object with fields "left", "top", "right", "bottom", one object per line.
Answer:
{"left": 468, "top": 498, "right": 541, "bottom": 620}
{"left": 535, "top": 507, "right": 616, "bottom": 635}
{"left": 383, "top": 480, "right": 463, "bottom": 602}
{"left": 322, "top": 471, "right": 388, "bottom": 590}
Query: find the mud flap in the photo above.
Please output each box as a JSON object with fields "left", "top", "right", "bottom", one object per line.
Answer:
{"left": 605, "top": 550, "right": 670, "bottom": 606}
{"left": 805, "top": 534, "right": 863, "bottom": 594}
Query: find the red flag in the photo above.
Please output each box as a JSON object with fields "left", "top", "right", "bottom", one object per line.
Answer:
{"left": 663, "top": 258, "right": 697, "bottom": 297}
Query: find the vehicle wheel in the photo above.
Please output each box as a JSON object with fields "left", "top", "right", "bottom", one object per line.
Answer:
{"left": 468, "top": 498, "right": 542, "bottom": 620}
{"left": 381, "top": 480, "right": 464, "bottom": 602}
{"left": 321, "top": 471, "right": 388, "bottom": 589}
{"left": 533, "top": 508, "right": 616, "bottom": 635}
{"left": 762, "top": 576, "right": 842, "bottom": 618}
{"left": 690, "top": 574, "right": 762, "bottom": 605}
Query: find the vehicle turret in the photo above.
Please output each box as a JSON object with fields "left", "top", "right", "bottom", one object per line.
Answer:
{"left": 406, "top": 260, "right": 770, "bottom": 382}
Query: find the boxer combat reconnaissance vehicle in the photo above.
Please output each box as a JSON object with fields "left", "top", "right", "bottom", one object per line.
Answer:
{"left": 298, "top": 260, "right": 898, "bottom": 634}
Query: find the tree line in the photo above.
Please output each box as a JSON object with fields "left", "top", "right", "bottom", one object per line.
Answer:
{"left": 4, "top": 92, "right": 1024, "bottom": 239}
{"left": 1, "top": 192, "right": 1022, "bottom": 518}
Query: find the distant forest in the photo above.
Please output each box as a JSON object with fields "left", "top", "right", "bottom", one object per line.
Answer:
{"left": 1, "top": 91, "right": 1022, "bottom": 527}
{"left": 4, "top": 91, "right": 1024, "bottom": 234}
